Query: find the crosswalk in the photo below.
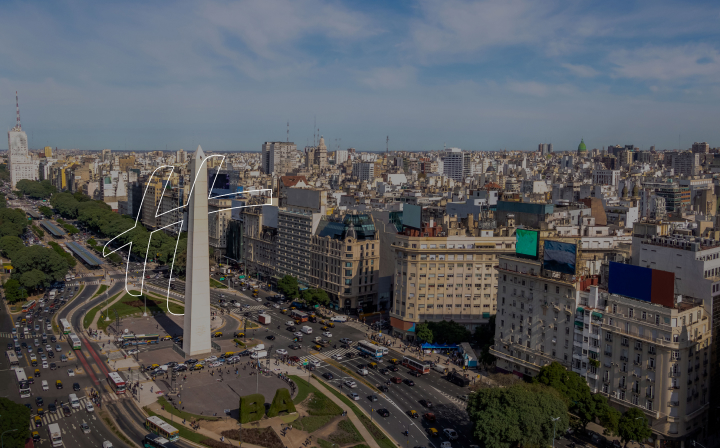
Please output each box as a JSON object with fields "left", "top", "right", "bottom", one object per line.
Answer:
{"left": 33, "top": 393, "right": 126, "bottom": 426}
{"left": 0, "top": 332, "right": 13, "bottom": 338}
{"left": 229, "top": 305, "right": 266, "bottom": 313}
{"left": 297, "top": 343, "right": 360, "bottom": 365}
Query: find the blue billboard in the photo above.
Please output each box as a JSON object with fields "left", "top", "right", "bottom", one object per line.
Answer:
{"left": 542, "top": 241, "right": 577, "bottom": 275}
{"left": 402, "top": 204, "right": 422, "bottom": 229}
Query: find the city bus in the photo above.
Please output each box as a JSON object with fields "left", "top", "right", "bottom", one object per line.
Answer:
{"left": 69, "top": 333, "right": 82, "bottom": 350}
{"left": 14, "top": 367, "right": 31, "bottom": 398}
{"left": 120, "top": 334, "right": 159, "bottom": 346}
{"left": 59, "top": 318, "right": 72, "bottom": 334}
{"left": 402, "top": 356, "right": 430, "bottom": 374}
{"left": 6, "top": 350, "right": 19, "bottom": 366}
{"left": 356, "top": 340, "right": 384, "bottom": 358}
{"left": 22, "top": 300, "right": 37, "bottom": 313}
{"left": 145, "top": 416, "right": 180, "bottom": 442}
{"left": 108, "top": 372, "right": 127, "bottom": 394}
{"left": 290, "top": 310, "right": 308, "bottom": 322}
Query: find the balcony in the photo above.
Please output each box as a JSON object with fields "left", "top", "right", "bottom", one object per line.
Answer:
{"left": 620, "top": 356, "right": 628, "bottom": 362}
{"left": 646, "top": 393, "right": 654, "bottom": 399}
{"left": 604, "top": 351, "right": 613, "bottom": 357}
{"left": 633, "top": 360, "right": 642, "bottom": 366}
{"left": 670, "top": 371, "right": 681, "bottom": 378}
{"left": 668, "top": 400, "right": 680, "bottom": 406}
{"left": 647, "top": 365, "right": 655, "bottom": 371}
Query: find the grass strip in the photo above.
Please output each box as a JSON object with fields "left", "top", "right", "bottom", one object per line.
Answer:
{"left": 92, "top": 284, "right": 108, "bottom": 298}
{"left": 330, "top": 418, "right": 364, "bottom": 445}
{"left": 314, "top": 376, "right": 396, "bottom": 448}
{"left": 97, "top": 291, "right": 184, "bottom": 332}
{"left": 157, "top": 396, "right": 220, "bottom": 421}
{"left": 289, "top": 375, "right": 315, "bottom": 405}
{"left": 210, "top": 278, "right": 228, "bottom": 289}
{"left": 83, "top": 290, "right": 122, "bottom": 329}
{"left": 293, "top": 415, "right": 336, "bottom": 433}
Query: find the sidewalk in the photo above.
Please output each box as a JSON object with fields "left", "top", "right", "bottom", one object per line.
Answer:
{"left": 307, "top": 376, "right": 382, "bottom": 448}
{"left": 89, "top": 284, "right": 123, "bottom": 331}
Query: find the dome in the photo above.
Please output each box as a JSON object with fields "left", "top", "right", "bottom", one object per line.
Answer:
{"left": 577, "top": 139, "right": 587, "bottom": 153}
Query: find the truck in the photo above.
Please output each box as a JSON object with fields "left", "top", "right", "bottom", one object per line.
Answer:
{"left": 331, "top": 316, "right": 347, "bottom": 322}
{"left": 301, "top": 326, "right": 313, "bottom": 334}
{"left": 258, "top": 314, "right": 271, "bottom": 325}
{"left": 447, "top": 371, "right": 470, "bottom": 387}
{"left": 250, "top": 350, "right": 267, "bottom": 359}
{"left": 48, "top": 423, "right": 63, "bottom": 447}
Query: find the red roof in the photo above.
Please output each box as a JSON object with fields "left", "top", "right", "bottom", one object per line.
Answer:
{"left": 280, "top": 176, "right": 307, "bottom": 187}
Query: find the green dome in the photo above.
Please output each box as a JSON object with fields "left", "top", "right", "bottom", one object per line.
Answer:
{"left": 577, "top": 139, "right": 587, "bottom": 152}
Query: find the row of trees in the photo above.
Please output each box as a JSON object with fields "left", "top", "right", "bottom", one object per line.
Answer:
{"left": 0, "top": 236, "right": 72, "bottom": 301}
{"left": 276, "top": 275, "right": 331, "bottom": 308}
{"left": 15, "top": 179, "right": 56, "bottom": 199}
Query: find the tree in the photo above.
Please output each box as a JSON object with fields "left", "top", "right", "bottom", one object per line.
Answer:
{"left": 39, "top": 205, "right": 53, "bottom": 218}
{"left": 416, "top": 323, "right": 433, "bottom": 343}
{"left": 426, "top": 320, "right": 471, "bottom": 344}
{"left": 277, "top": 275, "right": 299, "bottom": 298}
{"left": 0, "top": 235, "right": 25, "bottom": 258}
{"left": 3, "top": 278, "right": 27, "bottom": 303}
{"left": 15, "top": 179, "right": 56, "bottom": 199}
{"left": 301, "top": 288, "right": 329, "bottom": 308}
{"left": 618, "top": 408, "right": 652, "bottom": 448}
{"left": 467, "top": 382, "right": 569, "bottom": 448}
{"left": 19, "top": 269, "right": 47, "bottom": 290}
{"left": 12, "top": 246, "right": 69, "bottom": 285}
{"left": 0, "top": 397, "right": 30, "bottom": 446}
{"left": 599, "top": 404, "right": 622, "bottom": 436}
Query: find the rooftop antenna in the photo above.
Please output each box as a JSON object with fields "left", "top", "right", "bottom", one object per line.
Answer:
{"left": 287, "top": 120, "right": 289, "bottom": 143}
{"left": 15, "top": 91, "right": 21, "bottom": 130}
{"left": 313, "top": 116, "right": 316, "bottom": 147}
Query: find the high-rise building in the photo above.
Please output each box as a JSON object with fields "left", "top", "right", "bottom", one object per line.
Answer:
{"left": 671, "top": 151, "right": 699, "bottom": 177}
{"left": 334, "top": 150, "right": 348, "bottom": 164}
{"left": 7, "top": 92, "right": 37, "bottom": 188}
{"left": 262, "top": 141, "right": 297, "bottom": 175}
{"left": 352, "top": 162, "right": 375, "bottom": 181}
{"left": 101, "top": 148, "right": 112, "bottom": 162}
{"left": 44, "top": 146, "right": 52, "bottom": 158}
{"left": 538, "top": 143, "right": 553, "bottom": 156}
{"left": 441, "top": 147, "right": 470, "bottom": 181}
{"left": 176, "top": 149, "right": 187, "bottom": 163}
{"left": 692, "top": 142, "right": 710, "bottom": 154}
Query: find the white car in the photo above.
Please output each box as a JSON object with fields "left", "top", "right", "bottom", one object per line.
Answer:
{"left": 310, "top": 360, "right": 321, "bottom": 367}
{"left": 86, "top": 401, "right": 95, "bottom": 412}
{"left": 344, "top": 380, "right": 357, "bottom": 388}
{"left": 45, "top": 344, "right": 52, "bottom": 352}
{"left": 347, "top": 392, "right": 360, "bottom": 401}
{"left": 46, "top": 324, "right": 52, "bottom": 331}
{"left": 42, "top": 361, "right": 48, "bottom": 369}
{"left": 210, "top": 361, "right": 223, "bottom": 368}
{"left": 273, "top": 304, "right": 280, "bottom": 309}
{"left": 205, "top": 356, "right": 218, "bottom": 362}
{"left": 276, "top": 349, "right": 288, "bottom": 355}
{"left": 126, "top": 349, "right": 139, "bottom": 355}
{"left": 332, "top": 354, "right": 343, "bottom": 361}
{"left": 255, "top": 297, "right": 262, "bottom": 302}
{"left": 443, "top": 429, "right": 459, "bottom": 440}
{"left": 293, "top": 332, "right": 303, "bottom": 337}
{"left": 285, "top": 321, "right": 295, "bottom": 326}
{"left": 67, "top": 369, "right": 75, "bottom": 377}
{"left": 322, "top": 332, "right": 332, "bottom": 338}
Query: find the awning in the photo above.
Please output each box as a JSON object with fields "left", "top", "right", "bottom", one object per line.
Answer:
{"left": 576, "top": 307, "right": 585, "bottom": 313}
{"left": 421, "top": 343, "right": 460, "bottom": 350}
{"left": 574, "top": 321, "right": 584, "bottom": 327}
{"left": 482, "top": 312, "right": 490, "bottom": 318}
{"left": 591, "top": 311, "right": 603, "bottom": 319}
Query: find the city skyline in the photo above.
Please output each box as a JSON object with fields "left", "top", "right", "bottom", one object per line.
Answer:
{"left": 0, "top": 0, "right": 719, "bottom": 152}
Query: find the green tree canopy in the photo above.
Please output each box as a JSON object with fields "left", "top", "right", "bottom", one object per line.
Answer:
{"left": 0, "top": 397, "right": 31, "bottom": 446}
{"left": 0, "top": 207, "right": 27, "bottom": 238}
{"left": 15, "top": 179, "right": 56, "bottom": 199}
{"left": 48, "top": 241, "right": 77, "bottom": 269}
{"left": 12, "top": 245, "right": 69, "bottom": 287}
{"left": 426, "top": 320, "right": 471, "bottom": 344}
{"left": 301, "top": 288, "right": 329, "bottom": 308}
{"left": 0, "top": 235, "right": 25, "bottom": 259}
{"left": 277, "top": 275, "right": 299, "bottom": 298}
{"left": 467, "top": 382, "right": 569, "bottom": 448}
{"left": 3, "top": 278, "right": 27, "bottom": 303}
{"left": 19, "top": 269, "right": 47, "bottom": 290}
{"left": 38, "top": 205, "right": 53, "bottom": 218}
{"left": 618, "top": 408, "right": 652, "bottom": 447}
{"left": 415, "top": 323, "right": 433, "bottom": 343}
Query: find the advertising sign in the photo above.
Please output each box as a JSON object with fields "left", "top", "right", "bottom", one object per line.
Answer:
{"left": 542, "top": 240, "right": 577, "bottom": 275}
{"left": 515, "top": 229, "right": 539, "bottom": 259}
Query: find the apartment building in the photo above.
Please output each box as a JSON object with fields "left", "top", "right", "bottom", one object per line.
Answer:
{"left": 209, "top": 198, "right": 233, "bottom": 257}
{"left": 141, "top": 176, "right": 166, "bottom": 230}
{"left": 310, "top": 214, "right": 380, "bottom": 312}
{"left": 389, "top": 218, "right": 515, "bottom": 339}
{"left": 242, "top": 205, "right": 278, "bottom": 281}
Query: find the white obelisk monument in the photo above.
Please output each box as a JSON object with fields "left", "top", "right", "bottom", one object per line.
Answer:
{"left": 183, "top": 146, "right": 212, "bottom": 356}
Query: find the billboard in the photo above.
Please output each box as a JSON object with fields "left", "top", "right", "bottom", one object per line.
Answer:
{"left": 402, "top": 204, "right": 422, "bottom": 229}
{"left": 515, "top": 229, "right": 539, "bottom": 259}
{"left": 542, "top": 241, "right": 577, "bottom": 275}
{"left": 608, "top": 262, "right": 675, "bottom": 307}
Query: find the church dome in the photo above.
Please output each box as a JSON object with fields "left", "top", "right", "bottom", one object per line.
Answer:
{"left": 577, "top": 139, "right": 587, "bottom": 153}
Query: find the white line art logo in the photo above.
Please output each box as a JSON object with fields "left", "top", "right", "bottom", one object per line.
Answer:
{"left": 102, "top": 154, "right": 272, "bottom": 314}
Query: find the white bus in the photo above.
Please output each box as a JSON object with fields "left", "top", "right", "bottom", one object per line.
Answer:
{"left": 60, "top": 318, "right": 72, "bottom": 334}
{"left": 6, "top": 350, "right": 18, "bottom": 366}
{"left": 69, "top": 333, "right": 82, "bottom": 350}
{"left": 14, "top": 367, "right": 31, "bottom": 398}
{"left": 356, "top": 340, "right": 384, "bottom": 358}
{"left": 108, "top": 372, "right": 127, "bottom": 394}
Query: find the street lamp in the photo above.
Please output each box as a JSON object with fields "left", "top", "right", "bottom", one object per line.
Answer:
{"left": 1, "top": 428, "right": 18, "bottom": 448}
{"left": 104, "top": 291, "right": 110, "bottom": 322}
{"left": 551, "top": 416, "right": 560, "bottom": 448}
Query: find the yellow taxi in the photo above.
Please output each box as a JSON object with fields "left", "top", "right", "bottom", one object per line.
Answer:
{"left": 214, "top": 331, "right": 223, "bottom": 338}
{"left": 224, "top": 351, "right": 235, "bottom": 357}
{"left": 408, "top": 410, "right": 419, "bottom": 418}
{"left": 55, "top": 380, "right": 63, "bottom": 389}
{"left": 318, "top": 319, "right": 325, "bottom": 325}
{"left": 193, "top": 364, "right": 204, "bottom": 370}
{"left": 321, "top": 326, "right": 329, "bottom": 331}
{"left": 34, "top": 416, "right": 42, "bottom": 427}
{"left": 427, "top": 427, "right": 439, "bottom": 437}
{"left": 233, "top": 332, "right": 245, "bottom": 338}
{"left": 34, "top": 368, "right": 41, "bottom": 377}
{"left": 327, "top": 322, "right": 335, "bottom": 328}
{"left": 161, "top": 335, "right": 172, "bottom": 341}
{"left": 280, "top": 309, "right": 288, "bottom": 314}
{"left": 389, "top": 358, "right": 399, "bottom": 365}
{"left": 32, "top": 431, "right": 40, "bottom": 442}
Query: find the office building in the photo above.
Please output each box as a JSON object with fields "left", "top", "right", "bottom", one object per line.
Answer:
{"left": 7, "top": 93, "right": 37, "bottom": 188}
{"left": 262, "top": 141, "right": 298, "bottom": 175}
{"left": 352, "top": 162, "right": 375, "bottom": 182}
{"left": 44, "top": 146, "right": 52, "bottom": 158}
{"left": 441, "top": 147, "right": 471, "bottom": 181}
{"left": 671, "top": 152, "right": 699, "bottom": 177}
{"left": 692, "top": 142, "right": 710, "bottom": 154}
{"left": 176, "top": 149, "right": 187, "bottom": 163}
{"left": 334, "top": 149, "right": 348, "bottom": 165}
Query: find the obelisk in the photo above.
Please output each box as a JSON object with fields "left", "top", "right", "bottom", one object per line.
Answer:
{"left": 183, "top": 146, "right": 212, "bottom": 356}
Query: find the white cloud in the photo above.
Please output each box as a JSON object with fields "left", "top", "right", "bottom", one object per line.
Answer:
{"left": 505, "top": 80, "right": 576, "bottom": 97}
{"left": 609, "top": 44, "right": 720, "bottom": 81}
{"left": 359, "top": 66, "right": 417, "bottom": 89}
{"left": 561, "top": 63, "right": 599, "bottom": 78}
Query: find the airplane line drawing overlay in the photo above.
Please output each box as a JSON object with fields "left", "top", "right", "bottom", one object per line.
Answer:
{"left": 102, "top": 154, "right": 272, "bottom": 315}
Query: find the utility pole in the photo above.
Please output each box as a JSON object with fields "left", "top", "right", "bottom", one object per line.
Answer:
{"left": 551, "top": 417, "right": 560, "bottom": 448}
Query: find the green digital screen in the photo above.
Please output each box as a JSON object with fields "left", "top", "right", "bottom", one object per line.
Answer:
{"left": 516, "top": 229, "right": 539, "bottom": 258}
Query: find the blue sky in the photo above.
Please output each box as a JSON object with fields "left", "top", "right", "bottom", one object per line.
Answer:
{"left": 1, "top": 0, "right": 719, "bottom": 152}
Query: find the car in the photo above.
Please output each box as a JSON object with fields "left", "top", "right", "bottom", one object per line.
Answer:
{"left": 389, "top": 365, "right": 399, "bottom": 372}
{"left": 410, "top": 371, "right": 422, "bottom": 377}
{"left": 345, "top": 352, "right": 355, "bottom": 359}
{"left": 443, "top": 429, "right": 458, "bottom": 440}
{"left": 205, "top": 356, "right": 218, "bottom": 362}
{"left": 35, "top": 396, "right": 44, "bottom": 407}
{"left": 55, "top": 344, "right": 62, "bottom": 352}
{"left": 50, "top": 336, "right": 56, "bottom": 343}
{"left": 81, "top": 422, "right": 90, "bottom": 433}
{"left": 332, "top": 354, "right": 343, "bottom": 361}
{"left": 420, "top": 399, "right": 433, "bottom": 408}
{"left": 73, "top": 382, "right": 81, "bottom": 391}
{"left": 339, "top": 338, "right": 352, "bottom": 344}
{"left": 48, "top": 403, "right": 57, "bottom": 413}
{"left": 56, "top": 380, "right": 63, "bottom": 389}
{"left": 276, "top": 349, "right": 288, "bottom": 355}
{"left": 344, "top": 380, "right": 357, "bottom": 388}
{"left": 404, "top": 379, "right": 415, "bottom": 386}
{"left": 47, "top": 351, "right": 54, "bottom": 358}
{"left": 127, "top": 349, "right": 139, "bottom": 355}
{"left": 289, "top": 344, "right": 301, "bottom": 350}
{"left": 86, "top": 401, "right": 95, "bottom": 412}
{"left": 37, "top": 347, "right": 44, "bottom": 353}
{"left": 377, "top": 408, "right": 390, "bottom": 417}
{"left": 45, "top": 344, "right": 52, "bottom": 352}
{"left": 287, "top": 326, "right": 296, "bottom": 332}
{"left": 273, "top": 304, "right": 280, "bottom": 309}
{"left": 323, "top": 372, "right": 334, "bottom": 380}
{"left": 390, "top": 377, "right": 402, "bottom": 384}
{"left": 27, "top": 346, "right": 33, "bottom": 353}
{"left": 267, "top": 335, "right": 276, "bottom": 341}
{"left": 62, "top": 404, "right": 71, "bottom": 417}
{"left": 310, "top": 360, "right": 321, "bottom": 367}
{"left": 368, "top": 395, "right": 378, "bottom": 402}
{"left": 285, "top": 321, "right": 295, "bottom": 326}
{"left": 347, "top": 392, "right": 360, "bottom": 401}
{"left": 424, "top": 412, "right": 436, "bottom": 422}
{"left": 67, "top": 369, "right": 75, "bottom": 377}
{"left": 293, "top": 332, "right": 302, "bottom": 337}
{"left": 173, "top": 365, "right": 188, "bottom": 372}
{"left": 42, "top": 361, "right": 48, "bottom": 369}
{"left": 379, "top": 368, "right": 389, "bottom": 375}
{"left": 210, "top": 361, "right": 223, "bottom": 368}
{"left": 322, "top": 332, "right": 332, "bottom": 338}
{"left": 46, "top": 324, "right": 52, "bottom": 331}
{"left": 49, "top": 363, "right": 57, "bottom": 370}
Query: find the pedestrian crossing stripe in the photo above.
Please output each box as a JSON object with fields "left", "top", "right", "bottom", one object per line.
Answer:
{"left": 33, "top": 393, "right": 125, "bottom": 426}
{"left": 296, "top": 343, "right": 360, "bottom": 365}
